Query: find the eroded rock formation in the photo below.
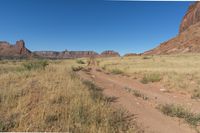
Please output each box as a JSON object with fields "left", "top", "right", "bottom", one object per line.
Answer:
{"left": 179, "top": 2, "right": 200, "bottom": 33}
{"left": 0, "top": 40, "right": 31, "bottom": 58}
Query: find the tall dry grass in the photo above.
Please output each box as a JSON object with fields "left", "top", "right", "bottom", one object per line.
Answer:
{"left": 99, "top": 54, "right": 200, "bottom": 95}
{"left": 0, "top": 59, "right": 138, "bottom": 132}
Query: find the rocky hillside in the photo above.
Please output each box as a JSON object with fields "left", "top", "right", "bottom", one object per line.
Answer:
{"left": 144, "top": 2, "right": 200, "bottom": 55}
{"left": 0, "top": 40, "right": 31, "bottom": 58}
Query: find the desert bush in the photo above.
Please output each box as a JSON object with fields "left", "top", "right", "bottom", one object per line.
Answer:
{"left": 76, "top": 59, "right": 85, "bottom": 64}
{"left": 157, "top": 104, "right": 200, "bottom": 126}
{"left": 124, "top": 87, "right": 148, "bottom": 100}
{"left": 142, "top": 56, "right": 151, "bottom": 60}
{"left": 102, "top": 65, "right": 107, "bottom": 70}
{"left": 45, "top": 114, "right": 59, "bottom": 124}
{"left": 141, "top": 73, "right": 161, "bottom": 84}
{"left": 23, "top": 60, "right": 48, "bottom": 71}
{"left": 82, "top": 80, "right": 105, "bottom": 102}
{"left": 96, "top": 60, "right": 100, "bottom": 66}
{"left": 111, "top": 68, "right": 124, "bottom": 75}
{"left": 71, "top": 66, "right": 83, "bottom": 72}
{"left": 0, "top": 121, "right": 5, "bottom": 132}
{"left": 191, "top": 89, "right": 200, "bottom": 99}
{"left": 0, "top": 119, "right": 17, "bottom": 132}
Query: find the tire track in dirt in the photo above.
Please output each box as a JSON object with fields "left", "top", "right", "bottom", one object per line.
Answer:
{"left": 78, "top": 68, "right": 197, "bottom": 133}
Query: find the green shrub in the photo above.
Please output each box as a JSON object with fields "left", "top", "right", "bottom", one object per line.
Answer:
{"left": 23, "top": 60, "right": 48, "bottom": 71}
{"left": 102, "top": 65, "right": 106, "bottom": 70}
{"left": 76, "top": 59, "right": 85, "bottom": 64}
{"left": 124, "top": 87, "right": 148, "bottom": 100}
{"left": 158, "top": 104, "right": 187, "bottom": 118}
{"left": 141, "top": 73, "right": 161, "bottom": 84}
{"left": 45, "top": 114, "right": 59, "bottom": 124}
{"left": 0, "top": 120, "right": 16, "bottom": 132}
{"left": 142, "top": 56, "right": 151, "bottom": 60}
{"left": 157, "top": 104, "right": 200, "bottom": 126}
{"left": 0, "top": 122, "right": 4, "bottom": 132}
{"left": 82, "top": 80, "right": 104, "bottom": 102}
{"left": 111, "top": 69, "right": 124, "bottom": 75}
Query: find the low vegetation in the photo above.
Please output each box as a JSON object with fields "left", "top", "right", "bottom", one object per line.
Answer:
{"left": 0, "top": 59, "right": 139, "bottom": 132}
{"left": 110, "top": 68, "right": 124, "bottom": 75}
{"left": 124, "top": 87, "right": 148, "bottom": 100}
{"left": 23, "top": 60, "right": 48, "bottom": 70}
{"left": 140, "top": 73, "right": 161, "bottom": 84}
{"left": 157, "top": 104, "right": 200, "bottom": 126}
{"left": 76, "top": 59, "right": 85, "bottom": 64}
{"left": 191, "top": 90, "right": 200, "bottom": 99}
{"left": 71, "top": 65, "right": 83, "bottom": 72}
{"left": 142, "top": 56, "right": 152, "bottom": 60}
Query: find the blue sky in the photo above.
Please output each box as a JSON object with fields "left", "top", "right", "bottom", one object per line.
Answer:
{"left": 0, "top": 0, "right": 192, "bottom": 55}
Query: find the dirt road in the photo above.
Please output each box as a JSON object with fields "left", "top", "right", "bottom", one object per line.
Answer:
{"left": 78, "top": 67, "right": 200, "bottom": 133}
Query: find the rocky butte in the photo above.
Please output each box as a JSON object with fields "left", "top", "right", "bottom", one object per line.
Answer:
{"left": 0, "top": 40, "right": 31, "bottom": 58}
{"left": 144, "top": 2, "right": 200, "bottom": 55}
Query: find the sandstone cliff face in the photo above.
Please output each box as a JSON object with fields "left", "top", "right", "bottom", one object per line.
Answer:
{"left": 144, "top": 2, "right": 200, "bottom": 55}
{"left": 100, "top": 50, "right": 120, "bottom": 57}
{"left": 0, "top": 40, "right": 31, "bottom": 58}
{"left": 179, "top": 2, "right": 200, "bottom": 33}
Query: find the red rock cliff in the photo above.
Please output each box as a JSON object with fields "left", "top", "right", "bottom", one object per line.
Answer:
{"left": 144, "top": 2, "right": 200, "bottom": 55}
{"left": 0, "top": 40, "right": 31, "bottom": 58}
{"left": 179, "top": 2, "right": 200, "bottom": 33}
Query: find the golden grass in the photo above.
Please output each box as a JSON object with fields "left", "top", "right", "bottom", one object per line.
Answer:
{"left": 0, "top": 59, "right": 138, "bottom": 132}
{"left": 98, "top": 54, "right": 200, "bottom": 94}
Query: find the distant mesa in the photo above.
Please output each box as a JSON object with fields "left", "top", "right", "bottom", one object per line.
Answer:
{"left": 34, "top": 50, "right": 120, "bottom": 59}
{"left": 0, "top": 40, "right": 120, "bottom": 59}
{"left": 144, "top": 2, "right": 200, "bottom": 55}
{"left": 100, "top": 50, "right": 120, "bottom": 57}
{"left": 33, "top": 50, "right": 99, "bottom": 59}
{"left": 124, "top": 53, "right": 139, "bottom": 57}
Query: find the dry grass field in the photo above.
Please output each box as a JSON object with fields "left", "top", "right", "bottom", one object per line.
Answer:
{"left": 0, "top": 59, "right": 138, "bottom": 132}
{"left": 99, "top": 54, "right": 200, "bottom": 98}
{"left": 1, "top": 54, "right": 200, "bottom": 132}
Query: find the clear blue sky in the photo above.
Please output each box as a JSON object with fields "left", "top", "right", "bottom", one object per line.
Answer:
{"left": 0, "top": 0, "right": 192, "bottom": 55}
